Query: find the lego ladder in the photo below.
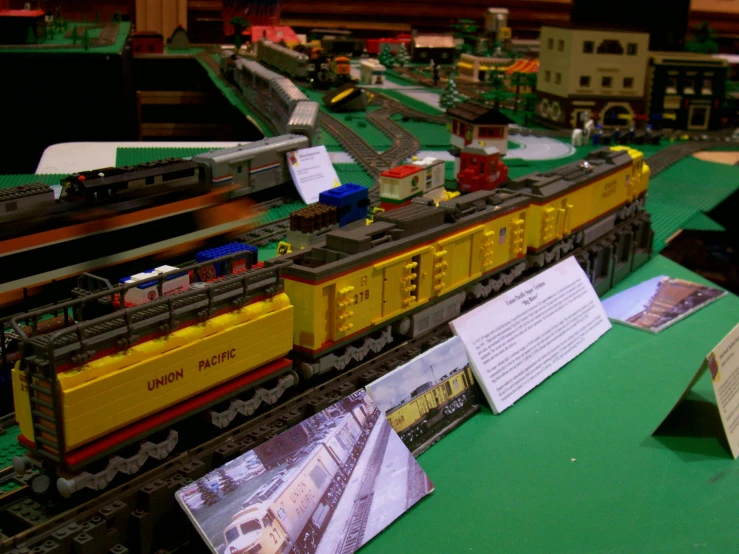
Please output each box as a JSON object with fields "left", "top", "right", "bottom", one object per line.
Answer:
{"left": 23, "top": 356, "right": 64, "bottom": 462}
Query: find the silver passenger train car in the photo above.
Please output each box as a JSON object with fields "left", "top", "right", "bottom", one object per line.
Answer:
{"left": 255, "top": 39, "right": 310, "bottom": 79}
{"left": 222, "top": 52, "right": 319, "bottom": 145}
{"left": 191, "top": 134, "right": 310, "bottom": 195}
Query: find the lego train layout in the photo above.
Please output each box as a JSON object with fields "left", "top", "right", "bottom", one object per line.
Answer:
{"left": 4, "top": 145, "right": 652, "bottom": 506}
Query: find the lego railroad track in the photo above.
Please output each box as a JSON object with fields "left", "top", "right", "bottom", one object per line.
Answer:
{"left": 643, "top": 140, "right": 725, "bottom": 176}
{"left": 0, "top": 328, "right": 454, "bottom": 553}
{"left": 318, "top": 112, "right": 384, "bottom": 180}
{"left": 370, "top": 92, "right": 448, "bottom": 126}
{"left": 366, "top": 99, "right": 423, "bottom": 172}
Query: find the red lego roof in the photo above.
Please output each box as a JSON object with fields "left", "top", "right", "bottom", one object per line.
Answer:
{"left": 0, "top": 9, "right": 45, "bottom": 17}
{"left": 506, "top": 58, "right": 539, "bottom": 74}
{"left": 247, "top": 25, "right": 299, "bottom": 44}
{"left": 381, "top": 165, "right": 422, "bottom": 179}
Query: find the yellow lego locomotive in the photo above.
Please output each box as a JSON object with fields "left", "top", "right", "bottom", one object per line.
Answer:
{"left": 10, "top": 146, "right": 651, "bottom": 497}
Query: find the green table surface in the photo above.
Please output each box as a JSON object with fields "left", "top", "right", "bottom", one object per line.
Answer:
{"left": 362, "top": 254, "right": 739, "bottom": 554}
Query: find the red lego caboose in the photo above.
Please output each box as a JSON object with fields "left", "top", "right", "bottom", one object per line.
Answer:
{"left": 456, "top": 142, "right": 509, "bottom": 193}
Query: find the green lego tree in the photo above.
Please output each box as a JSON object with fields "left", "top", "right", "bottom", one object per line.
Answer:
{"left": 521, "top": 92, "right": 538, "bottom": 127}
{"left": 482, "top": 88, "right": 512, "bottom": 110}
{"left": 94, "top": 9, "right": 100, "bottom": 23}
{"left": 686, "top": 22, "right": 719, "bottom": 54}
{"left": 395, "top": 43, "right": 410, "bottom": 67}
{"left": 71, "top": 25, "right": 78, "bottom": 44}
{"left": 230, "top": 16, "right": 249, "bottom": 49}
{"left": 439, "top": 74, "right": 463, "bottom": 109}
{"left": 82, "top": 28, "right": 89, "bottom": 50}
{"left": 25, "top": 26, "right": 37, "bottom": 44}
{"left": 378, "top": 43, "right": 395, "bottom": 69}
{"left": 451, "top": 18, "right": 479, "bottom": 55}
{"left": 510, "top": 71, "right": 527, "bottom": 112}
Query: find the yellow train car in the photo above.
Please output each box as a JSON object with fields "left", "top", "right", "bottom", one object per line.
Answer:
{"left": 11, "top": 261, "right": 294, "bottom": 479}
{"left": 281, "top": 198, "right": 531, "bottom": 376}
{"left": 386, "top": 365, "right": 476, "bottom": 435}
{"left": 275, "top": 146, "right": 651, "bottom": 376}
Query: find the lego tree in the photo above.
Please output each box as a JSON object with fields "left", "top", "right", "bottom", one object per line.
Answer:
{"left": 510, "top": 71, "right": 527, "bottom": 112}
{"left": 686, "top": 22, "right": 719, "bottom": 54}
{"left": 482, "top": 66, "right": 512, "bottom": 109}
{"left": 378, "top": 44, "right": 395, "bottom": 69}
{"left": 71, "top": 25, "right": 78, "bottom": 44}
{"left": 521, "top": 92, "right": 538, "bottom": 127}
{"left": 230, "top": 16, "right": 249, "bottom": 49}
{"left": 395, "top": 43, "right": 410, "bottom": 67}
{"left": 94, "top": 9, "right": 100, "bottom": 23}
{"left": 451, "top": 18, "right": 479, "bottom": 55}
{"left": 25, "top": 26, "right": 37, "bottom": 44}
{"left": 82, "top": 28, "right": 89, "bottom": 50}
{"left": 439, "top": 75, "right": 463, "bottom": 109}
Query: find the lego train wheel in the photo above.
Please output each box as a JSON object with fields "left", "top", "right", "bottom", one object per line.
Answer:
{"left": 56, "top": 430, "right": 179, "bottom": 498}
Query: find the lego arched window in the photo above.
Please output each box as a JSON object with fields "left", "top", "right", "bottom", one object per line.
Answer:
{"left": 596, "top": 40, "right": 624, "bottom": 55}
{"left": 551, "top": 102, "right": 561, "bottom": 121}
{"left": 539, "top": 99, "right": 551, "bottom": 118}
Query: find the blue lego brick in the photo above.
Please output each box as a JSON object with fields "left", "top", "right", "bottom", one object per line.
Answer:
{"left": 195, "top": 242, "right": 257, "bottom": 280}
{"left": 319, "top": 183, "right": 369, "bottom": 227}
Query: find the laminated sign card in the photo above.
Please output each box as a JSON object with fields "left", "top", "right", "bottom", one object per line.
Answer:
{"left": 286, "top": 145, "right": 342, "bottom": 204}
{"left": 450, "top": 256, "right": 611, "bottom": 414}
{"left": 657, "top": 322, "right": 739, "bottom": 458}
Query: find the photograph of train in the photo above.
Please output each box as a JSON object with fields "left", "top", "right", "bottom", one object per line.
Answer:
{"left": 177, "top": 390, "right": 433, "bottom": 554}
{"left": 602, "top": 275, "right": 727, "bottom": 333}
{"left": 367, "top": 337, "right": 480, "bottom": 455}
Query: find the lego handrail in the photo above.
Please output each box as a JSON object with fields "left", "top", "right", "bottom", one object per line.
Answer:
{"left": 10, "top": 250, "right": 256, "bottom": 343}
{"left": 15, "top": 262, "right": 286, "bottom": 372}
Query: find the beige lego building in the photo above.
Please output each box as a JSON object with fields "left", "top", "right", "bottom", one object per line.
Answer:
{"left": 536, "top": 25, "right": 650, "bottom": 129}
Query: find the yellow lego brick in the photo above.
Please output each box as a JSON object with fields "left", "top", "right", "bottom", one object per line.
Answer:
{"left": 61, "top": 298, "right": 292, "bottom": 450}
{"left": 11, "top": 364, "right": 34, "bottom": 443}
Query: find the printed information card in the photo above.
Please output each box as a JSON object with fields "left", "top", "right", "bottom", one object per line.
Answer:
{"left": 450, "top": 256, "right": 611, "bottom": 414}
{"left": 286, "top": 145, "right": 341, "bottom": 204}
{"left": 658, "top": 322, "right": 739, "bottom": 458}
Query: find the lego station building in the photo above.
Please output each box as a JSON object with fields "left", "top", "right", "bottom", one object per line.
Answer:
{"left": 536, "top": 24, "right": 650, "bottom": 129}
{"left": 446, "top": 101, "right": 515, "bottom": 155}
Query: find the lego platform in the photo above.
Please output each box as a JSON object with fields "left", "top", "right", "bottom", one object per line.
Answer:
{"left": 361, "top": 254, "right": 739, "bottom": 554}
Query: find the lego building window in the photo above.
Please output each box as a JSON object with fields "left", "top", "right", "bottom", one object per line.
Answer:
{"left": 580, "top": 75, "right": 591, "bottom": 87}
{"left": 583, "top": 41, "right": 594, "bottom": 54}
{"left": 596, "top": 40, "right": 624, "bottom": 55}
{"left": 602, "top": 76, "right": 613, "bottom": 88}
{"left": 547, "top": 38, "right": 553, "bottom": 49}
{"left": 146, "top": 176, "right": 156, "bottom": 185}
{"left": 626, "top": 43, "right": 638, "bottom": 55}
{"left": 702, "top": 79, "right": 713, "bottom": 95}
{"left": 623, "top": 77, "right": 634, "bottom": 89}
{"left": 555, "top": 73, "right": 562, "bottom": 84}
{"left": 684, "top": 78, "right": 695, "bottom": 94}
{"left": 5, "top": 201, "right": 17, "bottom": 213}
{"left": 666, "top": 77, "right": 677, "bottom": 94}
{"left": 689, "top": 106, "right": 709, "bottom": 128}
{"left": 558, "top": 39, "right": 564, "bottom": 51}
{"left": 545, "top": 70, "right": 551, "bottom": 82}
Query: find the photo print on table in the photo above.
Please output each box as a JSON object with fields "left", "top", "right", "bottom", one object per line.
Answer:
{"left": 176, "top": 390, "right": 434, "bottom": 554}
{"left": 601, "top": 275, "right": 726, "bottom": 333}
{"left": 366, "top": 336, "right": 480, "bottom": 455}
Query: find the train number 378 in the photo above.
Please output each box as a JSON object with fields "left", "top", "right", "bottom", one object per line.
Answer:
{"left": 353, "top": 290, "right": 370, "bottom": 304}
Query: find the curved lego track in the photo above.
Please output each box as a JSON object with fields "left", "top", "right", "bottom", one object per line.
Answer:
{"left": 644, "top": 141, "right": 724, "bottom": 176}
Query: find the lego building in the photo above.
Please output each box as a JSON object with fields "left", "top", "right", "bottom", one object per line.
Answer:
{"left": 0, "top": 8, "right": 45, "bottom": 44}
{"left": 647, "top": 52, "right": 729, "bottom": 131}
{"left": 409, "top": 33, "right": 455, "bottom": 64}
{"left": 447, "top": 101, "right": 514, "bottom": 155}
{"left": 536, "top": 25, "right": 650, "bottom": 129}
{"left": 456, "top": 53, "right": 512, "bottom": 83}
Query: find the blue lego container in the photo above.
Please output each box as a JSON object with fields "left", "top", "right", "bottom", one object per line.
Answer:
{"left": 195, "top": 242, "right": 257, "bottom": 281}
{"left": 319, "top": 183, "right": 369, "bottom": 227}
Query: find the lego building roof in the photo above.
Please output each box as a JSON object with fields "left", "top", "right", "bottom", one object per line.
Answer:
{"left": 412, "top": 35, "right": 455, "bottom": 48}
{"left": 0, "top": 9, "right": 45, "bottom": 17}
{"left": 446, "top": 102, "right": 515, "bottom": 125}
{"left": 650, "top": 51, "right": 730, "bottom": 67}
{"left": 381, "top": 165, "right": 422, "bottom": 179}
{"left": 248, "top": 26, "right": 299, "bottom": 44}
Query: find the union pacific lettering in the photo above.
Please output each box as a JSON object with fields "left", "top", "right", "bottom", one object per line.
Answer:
{"left": 199, "top": 348, "right": 237, "bottom": 371}
{"left": 147, "top": 368, "right": 184, "bottom": 391}
{"left": 289, "top": 480, "right": 316, "bottom": 516}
